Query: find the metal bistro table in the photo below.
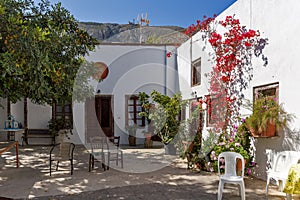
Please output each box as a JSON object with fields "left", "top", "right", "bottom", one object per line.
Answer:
{"left": 0, "top": 128, "right": 25, "bottom": 143}
{"left": 283, "top": 164, "right": 300, "bottom": 199}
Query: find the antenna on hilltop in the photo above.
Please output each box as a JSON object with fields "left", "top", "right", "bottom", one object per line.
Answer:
{"left": 136, "top": 13, "right": 150, "bottom": 43}
{"left": 137, "top": 12, "right": 150, "bottom": 27}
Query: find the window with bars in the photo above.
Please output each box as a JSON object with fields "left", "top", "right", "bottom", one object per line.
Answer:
{"left": 191, "top": 58, "right": 201, "bottom": 86}
{"left": 125, "top": 95, "right": 145, "bottom": 126}
{"left": 52, "top": 101, "right": 73, "bottom": 129}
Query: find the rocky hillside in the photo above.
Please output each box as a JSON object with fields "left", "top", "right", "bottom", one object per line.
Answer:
{"left": 78, "top": 22, "right": 189, "bottom": 44}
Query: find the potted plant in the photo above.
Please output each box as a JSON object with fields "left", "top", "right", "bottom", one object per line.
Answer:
{"left": 125, "top": 124, "right": 137, "bottom": 146}
{"left": 48, "top": 118, "right": 72, "bottom": 143}
{"left": 138, "top": 92, "right": 154, "bottom": 148}
{"left": 245, "top": 96, "right": 294, "bottom": 137}
{"left": 144, "top": 91, "right": 187, "bottom": 154}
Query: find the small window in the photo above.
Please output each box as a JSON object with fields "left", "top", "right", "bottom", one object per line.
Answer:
{"left": 206, "top": 95, "right": 226, "bottom": 127}
{"left": 252, "top": 82, "right": 279, "bottom": 137}
{"left": 191, "top": 58, "right": 201, "bottom": 86}
{"left": 189, "top": 98, "right": 204, "bottom": 134}
{"left": 125, "top": 95, "right": 145, "bottom": 126}
{"left": 253, "top": 82, "right": 279, "bottom": 102}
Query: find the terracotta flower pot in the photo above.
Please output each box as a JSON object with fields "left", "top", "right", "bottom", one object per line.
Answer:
{"left": 128, "top": 135, "right": 136, "bottom": 146}
{"left": 144, "top": 133, "right": 152, "bottom": 140}
{"left": 261, "top": 122, "right": 276, "bottom": 137}
{"left": 249, "top": 121, "right": 276, "bottom": 138}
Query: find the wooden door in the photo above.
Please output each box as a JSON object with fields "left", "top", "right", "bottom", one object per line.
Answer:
{"left": 85, "top": 95, "right": 114, "bottom": 142}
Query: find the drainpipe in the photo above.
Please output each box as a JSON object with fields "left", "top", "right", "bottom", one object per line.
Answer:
{"left": 164, "top": 45, "right": 167, "bottom": 95}
{"left": 190, "top": 37, "right": 193, "bottom": 89}
{"left": 250, "top": 0, "right": 253, "bottom": 28}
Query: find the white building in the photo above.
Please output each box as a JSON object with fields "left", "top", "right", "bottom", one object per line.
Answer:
{"left": 1, "top": 0, "right": 300, "bottom": 180}
{"left": 0, "top": 43, "right": 180, "bottom": 146}
{"left": 74, "top": 43, "right": 180, "bottom": 145}
{"left": 177, "top": 0, "right": 300, "bottom": 179}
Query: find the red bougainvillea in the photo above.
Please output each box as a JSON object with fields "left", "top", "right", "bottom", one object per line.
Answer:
{"left": 186, "top": 15, "right": 268, "bottom": 136}
{"left": 166, "top": 52, "right": 172, "bottom": 58}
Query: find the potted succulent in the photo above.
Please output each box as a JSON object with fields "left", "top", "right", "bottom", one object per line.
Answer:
{"left": 245, "top": 96, "right": 294, "bottom": 137}
{"left": 125, "top": 124, "right": 137, "bottom": 146}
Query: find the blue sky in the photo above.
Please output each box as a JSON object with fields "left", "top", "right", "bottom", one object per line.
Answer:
{"left": 46, "top": 0, "right": 236, "bottom": 27}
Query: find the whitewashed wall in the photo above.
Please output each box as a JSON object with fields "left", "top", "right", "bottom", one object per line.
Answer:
{"left": 73, "top": 44, "right": 179, "bottom": 145}
{"left": 0, "top": 98, "right": 51, "bottom": 141}
{"left": 177, "top": 0, "right": 300, "bottom": 180}
{"left": 13, "top": 100, "right": 51, "bottom": 129}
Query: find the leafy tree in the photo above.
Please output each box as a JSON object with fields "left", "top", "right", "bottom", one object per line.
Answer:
{"left": 145, "top": 91, "right": 186, "bottom": 144}
{"left": 0, "top": 0, "right": 98, "bottom": 105}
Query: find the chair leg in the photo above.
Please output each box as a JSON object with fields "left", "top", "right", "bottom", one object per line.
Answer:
{"left": 121, "top": 151, "right": 123, "bottom": 168}
{"left": 239, "top": 182, "right": 246, "bottom": 200}
{"left": 92, "top": 156, "right": 95, "bottom": 170}
{"left": 50, "top": 160, "right": 52, "bottom": 176}
{"left": 56, "top": 161, "right": 59, "bottom": 171}
{"left": 279, "top": 180, "right": 285, "bottom": 192}
{"left": 266, "top": 178, "right": 270, "bottom": 195}
{"left": 116, "top": 152, "right": 119, "bottom": 166}
{"left": 89, "top": 154, "right": 92, "bottom": 172}
{"left": 101, "top": 152, "right": 106, "bottom": 171}
{"left": 218, "top": 181, "right": 224, "bottom": 200}
{"left": 70, "top": 159, "right": 73, "bottom": 175}
{"left": 89, "top": 154, "right": 95, "bottom": 172}
{"left": 107, "top": 152, "right": 110, "bottom": 170}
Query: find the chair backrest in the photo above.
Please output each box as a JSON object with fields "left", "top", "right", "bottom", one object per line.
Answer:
{"left": 271, "top": 151, "right": 300, "bottom": 176}
{"left": 218, "top": 151, "right": 244, "bottom": 177}
{"left": 108, "top": 136, "right": 120, "bottom": 147}
{"left": 90, "top": 136, "right": 108, "bottom": 153}
{"left": 59, "top": 142, "right": 75, "bottom": 159}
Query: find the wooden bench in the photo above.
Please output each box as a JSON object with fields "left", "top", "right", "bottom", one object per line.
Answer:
{"left": 22, "top": 129, "right": 55, "bottom": 146}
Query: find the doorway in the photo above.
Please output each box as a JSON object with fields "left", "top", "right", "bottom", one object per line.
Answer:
{"left": 85, "top": 95, "right": 114, "bottom": 142}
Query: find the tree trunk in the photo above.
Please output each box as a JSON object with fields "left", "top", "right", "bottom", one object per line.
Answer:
{"left": 7, "top": 98, "right": 11, "bottom": 117}
{"left": 24, "top": 97, "right": 28, "bottom": 138}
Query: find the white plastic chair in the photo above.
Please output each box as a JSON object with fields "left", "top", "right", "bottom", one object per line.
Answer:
{"left": 217, "top": 152, "right": 245, "bottom": 200}
{"left": 266, "top": 151, "right": 300, "bottom": 195}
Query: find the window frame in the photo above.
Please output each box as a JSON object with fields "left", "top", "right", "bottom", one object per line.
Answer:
{"left": 252, "top": 82, "right": 279, "bottom": 137}
{"left": 52, "top": 101, "right": 73, "bottom": 129}
{"left": 253, "top": 82, "right": 279, "bottom": 103}
{"left": 205, "top": 95, "right": 227, "bottom": 127}
{"left": 191, "top": 58, "right": 201, "bottom": 86}
{"left": 125, "top": 94, "right": 145, "bottom": 127}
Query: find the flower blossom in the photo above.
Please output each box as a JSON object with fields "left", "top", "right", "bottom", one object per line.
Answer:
{"left": 219, "top": 158, "right": 225, "bottom": 164}
{"left": 247, "top": 168, "right": 252, "bottom": 175}
{"left": 218, "top": 142, "right": 226, "bottom": 146}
